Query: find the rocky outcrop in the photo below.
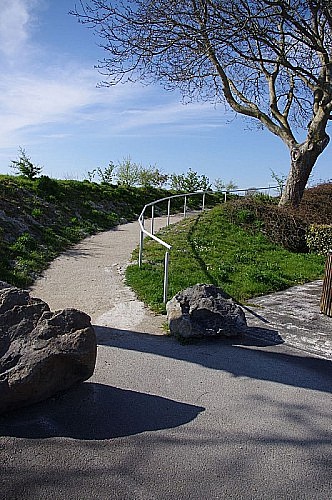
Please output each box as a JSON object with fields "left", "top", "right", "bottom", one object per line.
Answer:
{"left": 0, "top": 282, "right": 97, "bottom": 415}
{"left": 166, "top": 284, "right": 247, "bottom": 339}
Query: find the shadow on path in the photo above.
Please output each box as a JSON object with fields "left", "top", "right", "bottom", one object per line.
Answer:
{"left": 95, "top": 326, "right": 332, "bottom": 394}
{"left": 0, "top": 383, "right": 204, "bottom": 440}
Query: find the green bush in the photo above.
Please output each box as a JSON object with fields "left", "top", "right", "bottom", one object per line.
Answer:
{"left": 226, "top": 198, "right": 308, "bottom": 252}
{"left": 10, "top": 233, "right": 38, "bottom": 253}
{"left": 36, "top": 176, "right": 60, "bottom": 198}
{"left": 306, "top": 225, "right": 332, "bottom": 255}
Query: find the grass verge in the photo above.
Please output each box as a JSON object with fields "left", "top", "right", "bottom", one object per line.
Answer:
{"left": 125, "top": 205, "right": 325, "bottom": 313}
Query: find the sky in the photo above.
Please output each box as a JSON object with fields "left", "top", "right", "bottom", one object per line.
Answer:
{"left": 0, "top": 0, "right": 330, "bottom": 189}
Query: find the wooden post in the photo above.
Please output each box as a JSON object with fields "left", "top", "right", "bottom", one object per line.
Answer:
{"left": 320, "top": 250, "right": 332, "bottom": 317}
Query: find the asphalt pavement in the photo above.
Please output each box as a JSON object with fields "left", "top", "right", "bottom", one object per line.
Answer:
{"left": 0, "top": 217, "right": 331, "bottom": 499}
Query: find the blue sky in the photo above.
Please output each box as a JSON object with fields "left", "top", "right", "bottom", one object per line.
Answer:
{"left": 0, "top": 0, "right": 330, "bottom": 188}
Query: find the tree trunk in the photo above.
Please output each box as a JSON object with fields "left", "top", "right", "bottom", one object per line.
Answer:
{"left": 279, "top": 135, "right": 329, "bottom": 208}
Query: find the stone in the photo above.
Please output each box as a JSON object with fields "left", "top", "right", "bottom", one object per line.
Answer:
{"left": 166, "top": 284, "right": 247, "bottom": 339}
{"left": 0, "top": 282, "right": 97, "bottom": 415}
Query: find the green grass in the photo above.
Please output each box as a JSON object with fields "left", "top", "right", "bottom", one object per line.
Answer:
{"left": 0, "top": 174, "right": 221, "bottom": 287}
{"left": 125, "top": 205, "right": 325, "bottom": 313}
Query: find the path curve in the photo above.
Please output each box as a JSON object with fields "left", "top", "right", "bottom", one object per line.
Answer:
{"left": 2, "top": 215, "right": 331, "bottom": 499}
{"left": 30, "top": 215, "right": 183, "bottom": 334}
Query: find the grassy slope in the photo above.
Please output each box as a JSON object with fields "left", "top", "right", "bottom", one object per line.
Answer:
{"left": 0, "top": 175, "right": 196, "bottom": 287}
{"left": 126, "top": 204, "right": 325, "bottom": 313}
{"left": 0, "top": 175, "right": 220, "bottom": 287}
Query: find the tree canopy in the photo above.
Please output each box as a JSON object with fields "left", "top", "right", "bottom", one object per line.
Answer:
{"left": 72, "top": 1, "right": 332, "bottom": 206}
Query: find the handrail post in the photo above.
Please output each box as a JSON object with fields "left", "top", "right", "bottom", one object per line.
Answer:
{"left": 167, "top": 198, "right": 171, "bottom": 226}
{"left": 163, "top": 250, "right": 170, "bottom": 303}
{"left": 151, "top": 205, "right": 155, "bottom": 235}
{"left": 184, "top": 195, "right": 187, "bottom": 218}
{"left": 138, "top": 227, "right": 144, "bottom": 268}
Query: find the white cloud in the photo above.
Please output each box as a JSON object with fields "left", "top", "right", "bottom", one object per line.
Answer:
{"left": 0, "top": 66, "right": 146, "bottom": 147}
{"left": 0, "top": 61, "right": 227, "bottom": 149}
{"left": 0, "top": 0, "right": 228, "bottom": 157}
{"left": 112, "top": 101, "right": 225, "bottom": 134}
{"left": 0, "top": 71, "right": 86, "bottom": 147}
{"left": 0, "top": 0, "right": 40, "bottom": 57}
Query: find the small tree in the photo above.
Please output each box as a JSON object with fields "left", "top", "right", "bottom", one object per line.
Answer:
{"left": 87, "top": 162, "right": 116, "bottom": 183}
{"left": 116, "top": 156, "right": 141, "bottom": 186}
{"left": 139, "top": 166, "right": 168, "bottom": 188}
{"left": 10, "top": 147, "right": 42, "bottom": 179}
{"left": 225, "top": 181, "right": 238, "bottom": 192}
{"left": 214, "top": 179, "right": 239, "bottom": 192}
{"left": 86, "top": 169, "right": 97, "bottom": 182}
{"left": 97, "top": 162, "right": 116, "bottom": 184}
{"left": 270, "top": 170, "right": 287, "bottom": 197}
{"left": 214, "top": 178, "right": 225, "bottom": 191}
{"left": 169, "top": 168, "right": 211, "bottom": 192}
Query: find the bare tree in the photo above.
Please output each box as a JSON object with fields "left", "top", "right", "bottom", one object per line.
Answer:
{"left": 71, "top": 1, "right": 332, "bottom": 207}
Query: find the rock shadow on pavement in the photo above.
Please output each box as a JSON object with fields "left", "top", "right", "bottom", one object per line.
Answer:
{"left": 0, "top": 383, "right": 205, "bottom": 440}
{"left": 95, "top": 326, "right": 332, "bottom": 395}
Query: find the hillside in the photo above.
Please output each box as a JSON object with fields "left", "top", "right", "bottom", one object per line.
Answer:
{"left": 1, "top": 175, "right": 330, "bottom": 293}
{"left": 0, "top": 175, "right": 194, "bottom": 287}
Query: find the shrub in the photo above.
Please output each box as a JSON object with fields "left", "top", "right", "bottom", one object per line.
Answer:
{"left": 225, "top": 182, "right": 332, "bottom": 253}
{"left": 306, "top": 225, "right": 332, "bottom": 255}
{"left": 226, "top": 198, "right": 308, "bottom": 252}
{"left": 36, "top": 176, "right": 60, "bottom": 198}
{"left": 298, "top": 181, "right": 332, "bottom": 224}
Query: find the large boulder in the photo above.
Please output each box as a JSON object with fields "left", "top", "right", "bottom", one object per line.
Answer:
{"left": 0, "top": 281, "right": 97, "bottom": 415}
{"left": 166, "top": 284, "right": 247, "bottom": 339}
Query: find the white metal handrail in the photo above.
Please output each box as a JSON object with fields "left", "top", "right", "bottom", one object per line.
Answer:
{"left": 138, "top": 191, "right": 206, "bottom": 302}
{"left": 138, "top": 185, "right": 279, "bottom": 303}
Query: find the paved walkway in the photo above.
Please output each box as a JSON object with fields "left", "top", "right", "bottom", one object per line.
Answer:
{"left": 245, "top": 280, "right": 332, "bottom": 360}
{"left": 30, "top": 215, "right": 184, "bottom": 335}
{"left": 1, "top": 216, "right": 331, "bottom": 499}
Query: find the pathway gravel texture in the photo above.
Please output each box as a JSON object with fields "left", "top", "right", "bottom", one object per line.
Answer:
{"left": 29, "top": 215, "right": 183, "bottom": 335}
{"left": 0, "top": 215, "right": 331, "bottom": 500}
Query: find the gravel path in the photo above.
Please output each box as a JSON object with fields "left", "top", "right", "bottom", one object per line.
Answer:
{"left": 30, "top": 215, "right": 183, "bottom": 334}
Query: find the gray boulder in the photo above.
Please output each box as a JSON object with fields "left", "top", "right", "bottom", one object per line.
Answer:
{"left": 166, "top": 284, "right": 247, "bottom": 339}
{"left": 0, "top": 282, "right": 97, "bottom": 415}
